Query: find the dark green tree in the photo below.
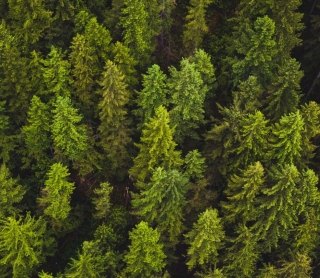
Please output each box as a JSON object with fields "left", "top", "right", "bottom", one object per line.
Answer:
{"left": 92, "top": 182, "right": 113, "bottom": 220}
{"left": 123, "top": 221, "right": 166, "bottom": 277}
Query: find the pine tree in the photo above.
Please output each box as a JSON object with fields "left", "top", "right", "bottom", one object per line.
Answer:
{"left": 277, "top": 253, "right": 312, "bottom": 278}
{"left": 0, "top": 214, "right": 54, "bottom": 278}
{"left": 0, "top": 101, "right": 15, "bottom": 163}
{"left": 98, "top": 60, "right": 131, "bottom": 171}
{"left": 132, "top": 167, "right": 188, "bottom": 244}
{"left": 265, "top": 58, "right": 302, "bottom": 120}
{"left": 129, "top": 106, "right": 182, "bottom": 184}
{"left": 38, "top": 163, "right": 75, "bottom": 227}
{"left": 185, "top": 208, "right": 225, "bottom": 272}
{"left": 269, "top": 111, "right": 304, "bottom": 165}
{"left": 136, "top": 64, "right": 168, "bottom": 123}
{"left": 169, "top": 59, "right": 207, "bottom": 142}
{"left": 51, "top": 96, "right": 88, "bottom": 162}
{"left": 22, "top": 96, "right": 51, "bottom": 174}
{"left": 65, "top": 241, "right": 106, "bottom": 278}
{"left": 121, "top": 0, "right": 156, "bottom": 66}
{"left": 253, "top": 164, "right": 301, "bottom": 249}
{"left": 92, "top": 182, "right": 113, "bottom": 220}
{"left": 0, "top": 164, "right": 25, "bottom": 218}
{"left": 223, "top": 162, "right": 265, "bottom": 224}
{"left": 224, "top": 225, "right": 259, "bottom": 278}
{"left": 123, "top": 221, "right": 166, "bottom": 277}
{"left": 42, "top": 46, "right": 72, "bottom": 98}
{"left": 183, "top": 0, "right": 214, "bottom": 54}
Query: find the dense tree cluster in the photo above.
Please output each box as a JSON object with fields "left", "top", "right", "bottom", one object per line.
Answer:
{"left": 0, "top": 0, "right": 320, "bottom": 277}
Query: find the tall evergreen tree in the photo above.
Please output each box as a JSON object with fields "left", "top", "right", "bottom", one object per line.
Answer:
{"left": 98, "top": 60, "right": 131, "bottom": 171}
{"left": 51, "top": 96, "right": 88, "bottom": 162}
{"left": 92, "top": 182, "right": 113, "bottom": 220}
{"left": 129, "top": 106, "right": 182, "bottom": 184}
{"left": 123, "top": 221, "right": 166, "bottom": 277}
{"left": 185, "top": 208, "right": 225, "bottom": 272}
{"left": 0, "top": 214, "right": 54, "bottom": 278}
{"left": 183, "top": 0, "right": 214, "bottom": 54}
{"left": 38, "top": 163, "right": 75, "bottom": 228}
{"left": 0, "top": 164, "right": 25, "bottom": 218}
{"left": 132, "top": 167, "right": 188, "bottom": 244}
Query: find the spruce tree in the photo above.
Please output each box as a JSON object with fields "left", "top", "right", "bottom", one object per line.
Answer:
{"left": 51, "top": 96, "right": 88, "bottom": 162}
{"left": 277, "top": 253, "right": 312, "bottom": 278}
{"left": 129, "top": 106, "right": 182, "bottom": 184}
{"left": 92, "top": 182, "right": 113, "bottom": 220}
{"left": 132, "top": 167, "right": 188, "bottom": 244}
{"left": 136, "top": 64, "right": 168, "bottom": 123}
{"left": 38, "top": 163, "right": 75, "bottom": 227}
{"left": 185, "top": 208, "right": 225, "bottom": 272}
{"left": 0, "top": 164, "right": 25, "bottom": 218}
{"left": 98, "top": 60, "right": 131, "bottom": 171}
{"left": 169, "top": 59, "right": 207, "bottom": 142}
{"left": 0, "top": 214, "right": 54, "bottom": 278}
{"left": 123, "top": 221, "right": 166, "bottom": 277}
{"left": 183, "top": 0, "right": 214, "bottom": 54}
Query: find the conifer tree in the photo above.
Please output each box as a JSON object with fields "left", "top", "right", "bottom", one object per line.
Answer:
{"left": 183, "top": 0, "right": 214, "bottom": 54}
{"left": 0, "top": 214, "right": 54, "bottom": 278}
{"left": 65, "top": 241, "right": 106, "bottom": 278}
{"left": 38, "top": 163, "right": 75, "bottom": 227}
{"left": 223, "top": 162, "right": 264, "bottom": 224}
{"left": 121, "top": 0, "right": 156, "bottom": 66}
{"left": 92, "top": 182, "right": 113, "bottom": 220}
{"left": 132, "top": 167, "right": 188, "bottom": 244}
{"left": 112, "top": 41, "right": 138, "bottom": 88}
{"left": 277, "top": 253, "right": 312, "bottom": 278}
{"left": 269, "top": 111, "right": 304, "bottom": 165}
{"left": 0, "top": 164, "right": 25, "bottom": 218}
{"left": 51, "top": 96, "right": 88, "bottom": 162}
{"left": 169, "top": 59, "right": 207, "bottom": 142}
{"left": 0, "top": 101, "right": 15, "bottom": 163}
{"left": 136, "top": 64, "right": 168, "bottom": 123}
{"left": 129, "top": 106, "right": 182, "bottom": 184}
{"left": 42, "top": 46, "right": 72, "bottom": 98}
{"left": 22, "top": 96, "right": 51, "bottom": 173}
{"left": 123, "top": 221, "right": 166, "bottom": 277}
{"left": 185, "top": 208, "right": 225, "bottom": 272}
{"left": 253, "top": 164, "right": 301, "bottom": 249}
{"left": 98, "top": 60, "right": 131, "bottom": 171}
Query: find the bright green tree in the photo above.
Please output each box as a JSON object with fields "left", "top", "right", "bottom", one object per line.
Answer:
{"left": 0, "top": 214, "right": 54, "bottom": 278}
{"left": 277, "top": 253, "right": 312, "bottom": 278}
{"left": 51, "top": 96, "right": 88, "bottom": 161}
{"left": 65, "top": 241, "right": 106, "bottom": 278}
{"left": 136, "top": 64, "right": 168, "bottom": 123}
{"left": 0, "top": 164, "right": 25, "bottom": 218}
{"left": 129, "top": 106, "right": 182, "bottom": 184}
{"left": 169, "top": 59, "right": 207, "bottom": 142}
{"left": 183, "top": 0, "right": 214, "bottom": 54}
{"left": 22, "top": 96, "right": 51, "bottom": 173}
{"left": 132, "top": 167, "right": 188, "bottom": 244}
{"left": 269, "top": 111, "right": 304, "bottom": 165}
{"left": 223, "top": 162, "right": 265, "bottom": 225}
{"left": 92, "top": 182, "right": 113, "bottom": 220}
{"left": 38, "top": 163, "right": 75, "bottom": 227}
{"left": 123, "top": 221, "right": 166, "bottom": 277}
{"left": 185, "top": 208, "right": 225, "bottom": 272}
{"left": 98, "top": 60, "right": 131, "bottom": 171}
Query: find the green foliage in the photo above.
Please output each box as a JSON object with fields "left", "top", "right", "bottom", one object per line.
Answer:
{"left": 183, "top": 0, "right": 214, "bottom": 54}
{"left": 277, "top": 253, "right": 312, "bottom": 278}
{"left": 132, "top": 167, "right": 188, "bottom": 244}
{"left": 98, "top": 60, "right": 131, "bottom": 171}
{"left": 92, "top": 182, "right": 113, "bottom": 219}
{"left": 169, "top": 59, "right": 207, "bottom": 142}
{"left": 22, "top": 96, "right": 51, "bottom": 173}
{"left": 223, "top": 162, "right": 264, "bottom": 224}
{"left": 51, "top": 96, "right": 88, "bottom": 161}
{"left": 38, "top": 163, "right": 75, "bottom": 227}
{"left": 136, "top": 64, "right": 168, "bottom": 123}
{"left": 129, "top": 106, "right": 182, "bottom": 184}
{"left": 269, "top": 111, "right": 304, "bottom": 165}
{"left": 123, "top": 221, "right": 166, "bottom": 277}
{"left": 0, "top": 164, "right": 25, "bottom": 217}
{"left": 185, "top": 208, "right": 225, "bottom": 271}
{"left": 0, "top": 214, "right": 54, "bottom": 278}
